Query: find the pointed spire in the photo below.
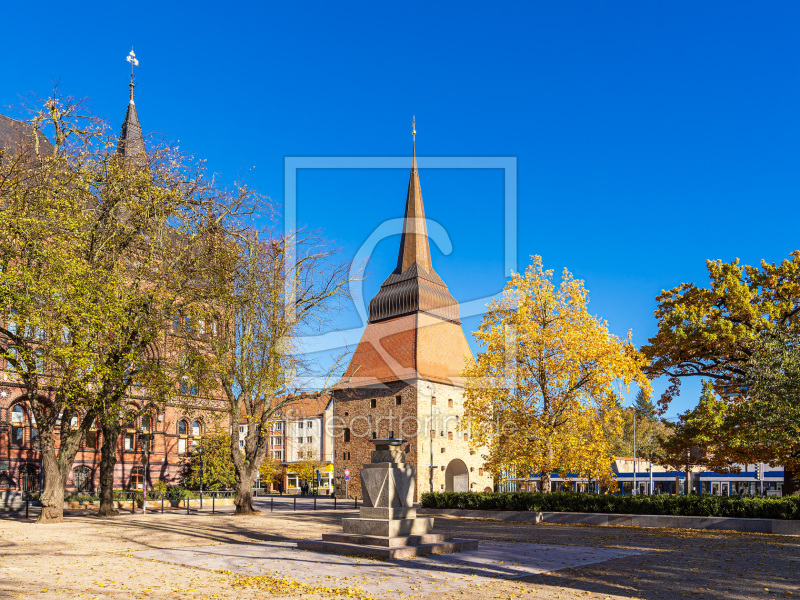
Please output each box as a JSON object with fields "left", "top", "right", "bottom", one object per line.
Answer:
{"left": 367, "top": 118, "right": 461, "bottom": 324}
{"left": 117, "top": 49, "right": 146, "bottom": 167}
{"left": 396, "top": 117, "right": 432, "bottom": 273}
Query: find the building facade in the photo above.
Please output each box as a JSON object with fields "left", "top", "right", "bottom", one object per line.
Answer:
{"left": 331, "top": 141, "right": 492, "bottom": 500}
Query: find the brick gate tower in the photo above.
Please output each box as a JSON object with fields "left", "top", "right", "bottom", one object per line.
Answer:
{"left": 332, "top": 135, "right": 493, "bottom": 500}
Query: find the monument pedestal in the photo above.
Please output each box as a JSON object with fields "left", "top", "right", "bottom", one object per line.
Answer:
{"left": 296, "top": 439, "right": 478, "bottom": 559}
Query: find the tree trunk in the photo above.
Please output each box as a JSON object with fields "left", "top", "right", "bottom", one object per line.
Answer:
{"left": 234, "top": 467, "right": 260, "bottom": 515}
{"left": 540, "top": 470, "right": 551, "bottom": 493}
{"left": 98, "top": 422, "right": 121, "bottom": 517}
{"left": 36, "top": 425, "right": 84, "bottom": 524}
{"left": 540, "top": 442, "right": 554, "bottom": 493}
{"left": 783, "top": 467, "right": 800, "bottom": 496}
{"left": 37, "top": 439, "right": 67, "bottom": 524}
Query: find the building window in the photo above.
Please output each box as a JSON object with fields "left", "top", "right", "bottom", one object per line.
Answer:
{"left": 372, "top": 432, "right": 377, "bottom": 439}
{"left": 470, "top": 467, "right": 475, "bottom": 472}
{"left": 370, "top": 399, "right": 377, "bottom": 408}
{"left": 307, "top": 421, "right": 313, "bottom": 428}
{"left": 306, "top": 436, "right": 312, "bottom": 443}
{"left": 464, "top": 433, "right": 468, "bottom": 441}
{"left": 198, "top": 319, "right": 206, "bottom": 335}
{"left": 11, "top": 405, "right": 24, "bottom": 446}
{"left": 6, "top": 347, "right": 20, "bottom": 372}
{"left": 141, "top": 415, "right": 151, "bottom": 432}
{"left": 297, "top": 437, "right": 303, "bottom": 444}
{"left": 448, "top": 431, "right": 453, "bottom": 440}
{"left": 124, "top": 433, "right": 134, "bottom": 450}
{"left": 130, "top": 467, "right": 144, "bottom": 490}
{"left": 395, "top": 396, "right": 402, "bottom": 406}
{"left": 19, "top": 464, "right": 38, "bottom": 493}
{"left": 298, "top": 422, "right": 304, "bottom": 429}
{"left": 73, "top": 466, "right": 93, "bottom": 492}
{"left": 431, "top": 396, "right": 436, "bottom": 406}
{"left": 343, "top": 428, "right": 351, "bottom": 443}
{"left": 448, "top": 399, "right": 454, "bottom": 409}
{"left": 7, "top": 309, "right": 18, "bottom": 335}
{"left": 178, "top": 438, "right": 187, "bottom": 454}
{"left": 440, "top": 447, "right": 445, "bottom": 453}
{"left": 83, "top": 427, "right": 98, "bottom": 450}
{"left": 479, "top": 469, "right": 484, "bottom": 476}
{"left": 178, "top": 420, "right": 188, "bottom": 436}
{"left": 35, "top": 349, "right": 44, "bottom": 373}
{"left": 192, "top": 421, "right": 201, "bottom": 437}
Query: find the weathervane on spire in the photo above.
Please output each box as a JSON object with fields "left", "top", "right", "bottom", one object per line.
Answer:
{"left": 412, "top": 115, "right": 416, "bottom": 142}
{"left": 126, "top": 49, "right": 139, "bottom": 102}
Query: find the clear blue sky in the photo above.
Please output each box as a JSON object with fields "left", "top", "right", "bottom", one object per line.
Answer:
{"left": 3, "top": 2, "right": 800, "bottom": 418}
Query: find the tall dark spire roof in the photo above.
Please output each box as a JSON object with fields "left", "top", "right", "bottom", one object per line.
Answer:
{"left": 367, "top": 137, "right": 460, "bottom": 324}
{"left": 116, "top": 81, "right": 146, "bottom": 167}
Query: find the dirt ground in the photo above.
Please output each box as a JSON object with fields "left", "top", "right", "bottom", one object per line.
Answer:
{"left": 0, "top": 507, "right": 798, "bottom": 600}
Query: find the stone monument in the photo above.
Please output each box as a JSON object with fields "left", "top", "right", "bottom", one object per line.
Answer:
{"left": 297, "top": 438, "right": 478, "bottom": 559}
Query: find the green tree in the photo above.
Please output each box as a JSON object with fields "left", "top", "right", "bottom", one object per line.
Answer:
{"left": 185, "top": 432, "right": 236, "bottom": 490}
{"left": 642, "top": 253, "right": 800, "bottom": 494}
{"left": 633, "top": 388, "right": 657, "bottom": 420}
{"left": 0, "top": 97, "right": 236, "bottom": 521}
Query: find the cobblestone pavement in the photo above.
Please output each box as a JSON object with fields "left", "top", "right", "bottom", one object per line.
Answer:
{"left": 0, "top": 508, "right": 798, "bottom": 600}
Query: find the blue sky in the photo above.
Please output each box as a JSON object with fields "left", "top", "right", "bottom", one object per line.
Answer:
{"left": 3, "top": 2, "right": 800, "bottom": 418}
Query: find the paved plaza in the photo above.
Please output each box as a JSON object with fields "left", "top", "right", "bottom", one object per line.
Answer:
{"left": 0, "top": 504, "right": 798, "bottom": 599}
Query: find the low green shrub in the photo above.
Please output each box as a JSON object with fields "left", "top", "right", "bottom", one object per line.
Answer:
{"left": 64, "top": 493, "right": 99, "bottom": 502}
{"left": 419, "top": 491, "right": 800, "bottom": 520}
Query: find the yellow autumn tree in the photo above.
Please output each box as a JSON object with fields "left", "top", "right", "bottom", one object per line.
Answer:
{"left": 463, "top": 256, "right": 650, "bottom": 492}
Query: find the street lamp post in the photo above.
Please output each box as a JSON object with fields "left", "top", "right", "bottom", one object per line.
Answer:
{"left": 139, "top": 433, "right": 154, "bottom": 515}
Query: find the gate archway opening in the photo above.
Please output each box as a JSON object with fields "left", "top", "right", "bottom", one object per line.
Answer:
{"left": 445, "top": 459, "right": 469, "bottom": 492}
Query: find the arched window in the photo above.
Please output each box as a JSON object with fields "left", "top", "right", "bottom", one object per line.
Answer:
{"left": 141, "top": 415, "right": 151, "bottom": 432}
{"left": 178, "top": 420, "right": 188, "bottom": 454}
{"left": 11, "top": 405, "right": 24, "bottom": 446}
{"left": 192, "top": 421, "right": 201, "bottom": 437}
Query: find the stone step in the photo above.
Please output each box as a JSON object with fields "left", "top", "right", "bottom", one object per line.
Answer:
{"left": 342, "top": 516, "right": 434, "bottom": 537}
{"left": 296, "top": 538, "right": 479, "bottom": 560}
{"left": 321, "top": 532, "right": 452, "bottom": 547}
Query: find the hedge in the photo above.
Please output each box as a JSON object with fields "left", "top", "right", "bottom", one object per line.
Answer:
{"left": 420, "top": 491, "right": 800, "bottom": 520}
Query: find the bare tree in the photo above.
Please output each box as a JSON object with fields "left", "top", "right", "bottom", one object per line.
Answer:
{"left": 198, "top": 228, "right": 350, "bottom": 514}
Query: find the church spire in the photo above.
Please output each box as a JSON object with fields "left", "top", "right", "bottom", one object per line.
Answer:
{"left": 116, "top": 49, "right": 146, "bottom": 167}
{"left": 396, "top": 117, "right": 432, "bottom": 273}
{"left": 367, "top": 119, "right": 461, "bottom": 324}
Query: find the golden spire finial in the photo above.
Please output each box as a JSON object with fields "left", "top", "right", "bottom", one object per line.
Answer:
{"left": 126, "top": 48, "right": 140, "bottom": 103}
{"left": 412, "top": 115, "right": 416, "bottom": 141}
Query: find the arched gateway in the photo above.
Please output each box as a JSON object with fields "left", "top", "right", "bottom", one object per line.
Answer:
{"left": 445, "top": 459, "right": 469, "bottom": 492}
